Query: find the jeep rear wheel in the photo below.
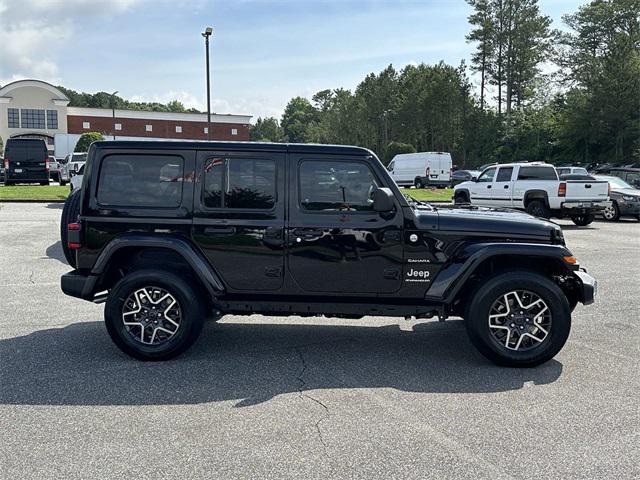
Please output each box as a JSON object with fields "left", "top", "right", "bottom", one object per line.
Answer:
{"left": 464, "top": 271, "right": 571, "bottom": 367}
{"left": 525, "top": 199, "right": 551, "bottom": 219}
{"left": 104, "top": 269, "right": 205, "bottom": 361}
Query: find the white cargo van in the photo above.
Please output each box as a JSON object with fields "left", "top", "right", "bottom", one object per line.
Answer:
{"left": 387, "top": 152, "right": 452, "bottom": 188}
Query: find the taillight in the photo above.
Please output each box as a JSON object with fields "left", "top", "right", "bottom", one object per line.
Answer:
{"left": 68, "top": 222, "right": 81, "bottom": 250}
{"left": 426, "top": 167, "right": 430, "bottom": 177}
{"left": 558, "top": 182, "right": 566, "bottom": 197}
{"left": 608, "top": 182, "right": 611, "bottom": 195}
{"left": 3, "top": 158, "right": 8, "bottom": 169}
{"left": 45, "top": 157, "right": 50, "bottom": 172}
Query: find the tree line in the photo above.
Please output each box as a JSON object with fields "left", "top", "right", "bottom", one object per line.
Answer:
{"left": 250, "top": 0, "right": 639, "bottom": 167}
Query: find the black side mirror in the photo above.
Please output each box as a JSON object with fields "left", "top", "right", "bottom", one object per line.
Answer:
{"left": 471, "top": 176, "right": 478, "bottom": 182}
{"left": 372, "top": 187, "right": 395, "bottom": 212}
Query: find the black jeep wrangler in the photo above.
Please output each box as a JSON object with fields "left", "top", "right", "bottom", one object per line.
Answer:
{"left": 61, "top": 141, "right": 596, "bottom": 367}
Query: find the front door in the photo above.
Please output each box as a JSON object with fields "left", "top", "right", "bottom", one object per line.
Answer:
{"left": 192, "top": 150, "right": 286, "bottom": 291}
{"left": 287, "top": 154, "right": 404, "bottom": 294}
{"left": 470, "top": 166, "right": 496, "bottom": 205}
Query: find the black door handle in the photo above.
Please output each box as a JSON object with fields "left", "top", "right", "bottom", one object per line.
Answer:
{"left": 585, "top": 184, "right": 592, "bottom": 188}
{"left": 504, "top": 185, "right": 509, "bottom": 189}
{"left": 487, "top": 185, "right": 492, "bottom": 189}
{"left": 204, "top": 226, "right": 236, "bottom": 235}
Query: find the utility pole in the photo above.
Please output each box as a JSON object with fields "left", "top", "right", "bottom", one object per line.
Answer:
{"left": 202, "top": 27, "right": 213, "bottom": 140}
{"left": 110, "top": 91, "right": 118, "bottom": 140}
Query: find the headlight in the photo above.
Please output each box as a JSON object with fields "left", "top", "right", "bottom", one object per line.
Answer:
{"left": 621, "top": 195, "right": 637, "bottom": 201}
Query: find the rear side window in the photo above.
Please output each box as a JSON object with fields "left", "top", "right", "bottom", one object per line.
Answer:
{"left": 496, "top": 167, "right": 513, "bottom": 182}
{"left": 517, "top": 167, "right": 557, "bottom": 181}
{"left": 299, "top": 160, "right": 379, "bottom": 212}
{"left": 203, "top": 157, "right": 276, "bottom": 209}
{"left": 97, "top": 154, "right": 184, "bottom": 207}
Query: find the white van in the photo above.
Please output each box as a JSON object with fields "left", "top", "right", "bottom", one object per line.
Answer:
{"left": 387, "top": 152, "right": 452, "bottom": 188}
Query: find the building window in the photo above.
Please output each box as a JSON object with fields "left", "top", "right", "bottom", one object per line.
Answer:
{"left": 83, "top": 121, "right": 91, "bottom": 129}
{"left": 175, "top": 125, "right": 182, "bottom": 133}
{"left": 204, "top": 127, "right": 209, "bottom": 134}
{"left": 21, "top": 109, "right": 45, "bottom": 129}
{"left": 145, "top": 124, "right": 153, "bottom": 132}
{"left": 7, "top": 108, "right": 19, "bottom": 128}
{"left": 115, "top": 123, "right": 122, "bottom": 131}
{"left": 46, "top": 110, "right": 58, "bottom": 129}
{"left": 231, "top": 128, "right": 238, "bottom": 136}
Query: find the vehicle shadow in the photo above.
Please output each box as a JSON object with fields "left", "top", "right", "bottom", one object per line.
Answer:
{"left": 44, "top": 240, "right": 67, "bottom": 264}
{"left": 45, "top": 203, "right": 64, "bottom": 210}
{"left": 0, "top": 319, "right": 563, "bottom": 407}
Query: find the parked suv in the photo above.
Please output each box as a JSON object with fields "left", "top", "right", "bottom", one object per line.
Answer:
{"left": 3, "top": 138, "right": 49, "bottom": 185}
{"left": 453, "top": 162, "right": 610, "bottom": 226}
{"left": 60, "top": 141, "right": 596, "bottom": 367}
{"left": 58, "top": 152, "right": 87, "bottom": 186}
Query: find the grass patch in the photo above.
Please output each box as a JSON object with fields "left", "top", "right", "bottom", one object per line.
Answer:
{"left": 400, "top": 187, "right": 453, "bottom": 202}
{"left": 0, "top": 185, "right": 69, "bottom": 201}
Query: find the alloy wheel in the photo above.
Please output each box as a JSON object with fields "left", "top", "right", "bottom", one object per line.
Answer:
{"left": 603, "top": 205, "right": 616, "bottom": 220}
{"left": 122, "top": 287, "right": 182, "bottom": 345}
{"left": 488, "top": 290, "right": 552, "bottom": 352}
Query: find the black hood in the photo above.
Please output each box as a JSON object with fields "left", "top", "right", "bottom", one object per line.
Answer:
{"left": 415, "top": 205, "right": 562, "bottom": 240}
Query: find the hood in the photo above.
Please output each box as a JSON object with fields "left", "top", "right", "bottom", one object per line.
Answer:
{"left": 614, "top": 188, "right": 640, "bottom": 197}
{"left": 415, "top": 205, "right": 562, "bottom": 240}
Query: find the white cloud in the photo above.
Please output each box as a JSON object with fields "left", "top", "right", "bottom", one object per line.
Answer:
{"left": 0, "top": 0, "right": 144, "bottom": 84}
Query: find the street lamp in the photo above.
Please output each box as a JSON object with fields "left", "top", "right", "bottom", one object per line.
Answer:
{"left": 110, "top": 91, "right": 118, "bottom": 140}
{"left": 202, "top": 27, "right": 213, "bottom": 141}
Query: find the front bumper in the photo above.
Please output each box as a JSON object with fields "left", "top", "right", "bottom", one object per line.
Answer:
{"left": 618, "top": 199, "right": 640, "bottom": 215}
{"left": 61, "top": 270, "right": 97, "bottom": 300}
{"left": 573, "top": 270, "right": 597, "bottom": 305}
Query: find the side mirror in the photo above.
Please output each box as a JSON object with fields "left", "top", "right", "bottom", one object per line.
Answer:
{"left": 471, "top": 176, "right": 478, "bottom": 182}
{"left": 372, "top": 187, "right": 395, "bottom": 212}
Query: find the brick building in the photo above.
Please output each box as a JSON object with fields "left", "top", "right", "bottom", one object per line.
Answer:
{"left": 0, "top": 79, "right": 252, "bottom": 156}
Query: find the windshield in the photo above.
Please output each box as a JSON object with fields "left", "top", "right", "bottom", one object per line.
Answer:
{"left": 602, "top": 176, "right": 633, "bottom": 189}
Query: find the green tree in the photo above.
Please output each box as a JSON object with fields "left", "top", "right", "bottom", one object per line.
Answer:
{"left": 384, "top": 141, "right": 416, "bottom": 164}
{"left": 466, "top": 0, "right": 495, "bottom": 110}
{"left": 249, "top": 117, "right": 286, "bottom": 142}
{"left": 75, "top": 132, "right": 104, "bottom": 152}
{"left": 280, "top": 97, "right": 318, "bottom": 142}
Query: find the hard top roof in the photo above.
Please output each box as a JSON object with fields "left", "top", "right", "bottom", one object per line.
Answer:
{"left": 92, "top": 140, "right": 373, "bottom": 156}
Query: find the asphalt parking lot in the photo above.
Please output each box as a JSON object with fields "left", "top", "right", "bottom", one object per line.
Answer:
{"left": 0, "top": 202, "right": 638, "bottom": 480}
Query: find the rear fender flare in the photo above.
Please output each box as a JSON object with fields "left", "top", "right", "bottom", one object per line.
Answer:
{"left": 90, "top": 234, "right": 225, "bottom": 297}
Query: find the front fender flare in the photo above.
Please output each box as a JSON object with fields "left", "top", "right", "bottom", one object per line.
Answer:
{"left": 425, "top": 242, "right": 573, "bottom": 303}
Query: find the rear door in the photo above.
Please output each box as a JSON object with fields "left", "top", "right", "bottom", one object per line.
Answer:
{"left": 490, "top": 166, "right": 515, "bottom": 206}
{"left": 192, "top": 149, "right": 286, "bottom": 291}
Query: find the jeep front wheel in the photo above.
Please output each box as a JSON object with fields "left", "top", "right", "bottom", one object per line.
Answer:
{"left": 464, "top": 271, "right": 571, "bottom": 367}
{"left": 104, "top": 269, "right": 205, "bottom": 361}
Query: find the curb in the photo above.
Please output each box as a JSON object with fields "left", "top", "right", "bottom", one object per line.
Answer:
{"left": 0, "top": 199, "right": 67, "bottom": 203}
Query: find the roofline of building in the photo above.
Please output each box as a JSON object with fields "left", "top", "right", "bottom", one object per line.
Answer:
{"left": 66, "top": 107, "right": 251, "bottom": 124}
{"left": 0, "top": 79, "right": 70, "bottom": 101}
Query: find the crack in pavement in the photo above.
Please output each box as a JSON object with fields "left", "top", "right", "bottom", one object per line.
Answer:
{"left": 294, "top": 346, "right": 331, "bottom": 454}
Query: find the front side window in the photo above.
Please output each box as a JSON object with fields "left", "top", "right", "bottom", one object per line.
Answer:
{"left": 299, "top": 160, "right": 379, "bottom": 212}
{"left": 518, "top": 167, "right": 558, "bottom": 180}
{"left": 21, "top": 109, "right": 45, "bottom": 129}
{"left": 556, "top": 168, "right": 569, "bottom": 176}
{"left": 97, "top": 154, "right": 184, "bottom": 207}
{"left": 496, "top": 167, "right": 513, "bottom": 182}
{"left": 477, "top": 167, "right": 496, "bottom": 183}
{"left": 46, "top": 110, "right": 58, "bottom": 129}
{"left": 203, "top": 157, "right": 276, "bottom": 209}
{"left": 7, "top": 108, "right": 19, "bottom": 128}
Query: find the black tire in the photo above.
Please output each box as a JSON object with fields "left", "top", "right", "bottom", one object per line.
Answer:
{"left": 60, "top": 188, "right": 81, "bottom": 268}
{"left": 464, "top": 271, "right": 571, "bottom": 367}
{"left": 414, "top": 178, "right": 424, "bottom": 189}
{"left": 60, "top": 180, "right": 67, "bottom": 186}
{"left": 104, "top": 269, "right": 205, "bottom": 361}
{"left": 602, "top": 202, "right": 620, "bottom": 222}
{"left": 525, "top": 199, "right": 551, "bottom": 219}
{"left": 4, "top": 181, "right": 13, "bottom": 186}
{"left": 570, "top": 213, "right": 595, "bottom": 226}
{"left": 454, "top": 191, "right": 469, "bottom": 205}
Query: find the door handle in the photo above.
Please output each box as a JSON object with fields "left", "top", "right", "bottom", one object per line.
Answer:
{"left": 487, "top": 185, "right": 492, "bottom": 189}
{"left": 504, "top": 185, "right": 509, "bottom": 189}
{"left": 585, "top": 184, "right": 592, "bottom": 188}
{"left": 204, "top": 226, "right": 236, "bottom": 235}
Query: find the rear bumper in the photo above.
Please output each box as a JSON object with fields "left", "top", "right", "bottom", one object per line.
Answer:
{"left": 573, "top": 270, "right": 597, "bottom": 305}
{"left": 61, "top": 270, "right": 97, "bottom": 300}
{"left": 560, "top": 200, "right": 610, "bottom": 214}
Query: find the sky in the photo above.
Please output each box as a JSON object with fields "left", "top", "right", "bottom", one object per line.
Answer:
{"left": 0, "top": 0, "right": 587, "bottom": 121}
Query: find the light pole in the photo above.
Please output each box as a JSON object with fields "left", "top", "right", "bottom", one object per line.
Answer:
{"left": 202, "top": 27, "right": 213, "bottom": 141}
{"left": 110, "top": 91, "right": 118, "bottom": 140}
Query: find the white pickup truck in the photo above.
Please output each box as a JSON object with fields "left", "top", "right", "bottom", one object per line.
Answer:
{"left": 453, "top": 162, "right": 610, "bottom": 226}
